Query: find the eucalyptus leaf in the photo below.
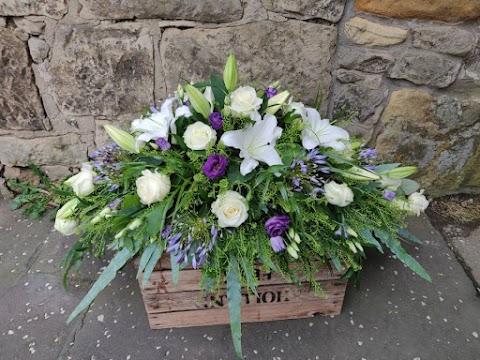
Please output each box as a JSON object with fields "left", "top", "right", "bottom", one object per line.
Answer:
{"left": 400, "top": 179, "right": 420, "bottom": 195}
{"left": 67, "top": 247, "right": 136, "bottom": 324}
{"left": 358, "top": 229, "right": 384, "bottom": 253}
{"left": 397, "top": 228, "right": 423, "bottom": 244}
{"left": 227, "top": 256, "right": 243, "bottom": 358}
{"left": 136, "top": 242, "right": 157, "bottom": 279}
{"left": 142, "top": 244, "right": 163, "bottom": 288}
{"left": 374, "top": 229, "right": 431, "bottom": 282}
{"left": 374, "top": 163, "right": 401, "bottom": 174}
{"left": 171, "top": 251, "right": 180, "bottom": 286}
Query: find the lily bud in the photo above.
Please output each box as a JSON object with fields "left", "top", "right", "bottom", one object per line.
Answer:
{"left": 354, "top": 241, "right": 364, "bottom": 252}
{"left": 343, "top": 167, "right": 380, "bottom": 181}
{"left": 176, "top": 84, "right": 184, "bottom": 100}
{"left": 265, "top": 90, "right": 290, "bottom": 114}
{"left": 104, "top": 125, "right": 139, "bottom": 154}
{"left": 291, "top": 241, "right": 299, "bottom": 252}
{"left": 287, "top": 245, "right": 299, "bottom": 259}
{"left": 223, "top": 54, "right": 238, "bottom": 92}
{"left": 114, "top": 228, "right": 126, "bottom": 240}
{"left": 91, "top": 207, "right": 112, "bottom": 224}
{"left": 128, "top": 218, "right": 143, "bottom": 230}
{"left": 386, "top": 166, "right": 418, "bottom": 179}
{"left": 185, "top": 84, "right": 211, "bottom": 119}
{"left": 346, "top": 227, "right": 358, "bottom": 238}
{"left": 346, "top": 240, "right": 358, "bottom": 254}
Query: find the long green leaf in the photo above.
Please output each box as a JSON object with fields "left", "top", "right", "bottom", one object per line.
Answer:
{"left": 397, "top": 228, "right": 422, "bottom": 244}
{"left": 374, "top": 229, "right": 431, "bottom": 282}
{"left": 171, "top": 252, "right": 180, "bottom": 286}
{"left": 136, "top": 242, "right": 157, "bottom": 279}
{"left": 227, "top": 256, "right": 243, "bottom": 358}
{"left": 142, "top": 244, "right": 163, "bottom": 288}
{"left": 67, "top": 247, "right": 136, "bottom": 324}
{"left": 239, "top": 256, "right": 258, "bottom": 296}
{"left": 146, "top": 197, "right": 173, "bottom": 238}
{"left": 358, "top": 229, "right": 384, "bottom": 253}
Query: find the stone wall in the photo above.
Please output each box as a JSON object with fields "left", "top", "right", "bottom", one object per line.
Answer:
{"left": 0, "top": 0, "right": 479, "bottom": 195}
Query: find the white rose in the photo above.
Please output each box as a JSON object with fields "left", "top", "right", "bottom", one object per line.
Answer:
{"left": 136, "top": 170, "right": 171, "bottom": 206}
{"left": 211, "top": 190, "right": 249, "bottom": 228}
{"left": 323, "top": 181, "right": 354, "bottom": 207}
{"left": 54, "top": 199, "right": 80, "bottom": 236}
{"left": 407, "top": 190, "right": 429, "bottom": 216}
{"left": 65, "top": 164, "right": 97, "bottom": 198}
{"left": 54, "top": 218, "right": 79, "bottom": 236}
{"left": 183, "top": 122, "right": 217, "bottom": 150}
{"left": 229, "top": 86, "right": 263, "bottom": 117}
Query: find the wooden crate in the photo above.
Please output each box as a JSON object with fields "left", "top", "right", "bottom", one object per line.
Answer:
{"left": 134, "top": 256, "right": 347, "bottom": 329}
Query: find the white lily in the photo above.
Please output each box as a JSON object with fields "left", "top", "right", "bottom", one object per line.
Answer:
{"left": 221, "top": 113, "right": 283, "bottom": 176}
{"left": 131, "top": 98, "right": 175, "bottom": 151}
{"left": 301, "top": 108, "right": 350, "bottom": 151}
{"left": 204, "top": 86, "right": 215, "bottom": 112}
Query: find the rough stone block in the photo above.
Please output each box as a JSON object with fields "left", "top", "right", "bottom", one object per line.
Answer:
{"left": 337, "top": 47, "right": 394, "bottom": 73}
{"left": 160, "top": 20, "right": 337, "bottom": 107}
{"left": 28, "top": 37, "right": 49, "bottom": 63}
{"left": 344, "top": 17, "right": 407, "bottom": 46}
{"left": 48, "top": 24, "right": 154, "bottom": 116}
{"left": 13, "top": 18, "right": 45, "bottom": 35}
{"left": 412, "top": 27, "right": 476, "bottom": 57}
{"left": 261, "top": 0, "right": 346, "bottom": 23}
{"left": 0, "top": 0, "right": 67, "bottom": 19}
{"left": 332, "top": 69, "right": 387, "bottom": 141}
{"left": 355, "top": 0, "right": 480, "bottom": 22}
{"left": 79, "top": 0, "right": 243, "bottom": 23}
{"left": 376, "top": 89, "right": 480, "bottom": 190}
{"left": 388, "top": 51, "right": 461, "bottom": 88}
{"left": 0, "top": 133, "right": 89, "bottom": 167}
{"left": 0, "top": 28, "right": 45, "bottom": 131}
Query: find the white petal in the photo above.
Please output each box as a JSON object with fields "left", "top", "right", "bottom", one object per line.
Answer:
{"left": 302, "top": 128, "right": 320, "bottom": 150}
{"left": 240, "top": 157, "right": 259, "bottom": 176}
{"left": 160, "top": 98, "right": 175, "bottom": 121}
{"left": 204, "top": 86, "right": 215, "bottom": 112}
{"left": 249, "top": 112, "right": 261, "bottom": 122}
{"left": 220, "top": 129, "right": 246, "bottom": 149}
{"left": 175, "top": 105, "right": 192, "bottom": 119}
{"left": 253, "top": 145, "right": 283, "bottom": 166}
{"left": 251, "top": 114, "right": 278, "bottom": 145}
{"left": 272, "top": 126, "right": 283, "bottom": 146}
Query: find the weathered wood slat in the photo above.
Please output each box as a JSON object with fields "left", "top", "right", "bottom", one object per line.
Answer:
{"left": 147, "top": 298, "right": 344, "bottom": 329}
{"left": 138, "top": 267, "right": 344, "bottom": 294}
{"left": 135, "top": 255, "right": 347, "bottom": 329}
{"left": 142, "top": 281, "right": 347, "bottom": 314}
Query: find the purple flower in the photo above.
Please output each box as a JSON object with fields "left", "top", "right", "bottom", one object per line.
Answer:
{"left": 183, "top": 100, "right": 190, "bottom": 107}
{"left": 364, "top": 165, "right": 377, "bottom": 171}
{"left": 384, "top": 190, "right": 396, "bottom": 201}
{"left": 270, "top": 236, "right": 286, "bottom": 252}
{"left": 162, "top": 225, "right": 172, "bottom": 239}
{"left": 335, "top": 226, "right": 349, "bottom": 238}
{"left": 292, "top": 178, "right": 300, "bottom": 187}
{"left": 265, "top": 87, "right": 278, "bottom": 99}
{"left": 359, "top": 148, "right": 377, "bottom": 160}
{"left": 265, "top": 215, "right": 290, "bottom": 238}
{"left": 108, "top": 198, "right": 122, "bottom": 210}
{"left": 155, "top": 138, "right": 171, "bottom": 151}
{"left": 202, "top": 154, "right": 228, "bottom": 180}
{"left": 208, "top": 112, "right": 224, "bottom": 130}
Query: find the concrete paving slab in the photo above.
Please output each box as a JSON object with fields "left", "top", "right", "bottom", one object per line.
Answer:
{"left": 0, "top": 199, "right": 479, "bottom": 360}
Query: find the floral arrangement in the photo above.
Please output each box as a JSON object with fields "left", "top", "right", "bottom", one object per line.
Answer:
{"left": 56, "top": 55, "right": 430, "bottom": 357}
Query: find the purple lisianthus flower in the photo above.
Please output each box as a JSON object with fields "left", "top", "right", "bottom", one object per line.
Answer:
{"left": 265, "top": 87, "right": 278, "bottom": 99}
{"left": 383, "top": 189, "right": 396, "bottom": 201}
{"left": 202, "top": 154, "right": 228, "bottom": 180}
{"left": 265, "top": 215, "right": 290, "bottom": 238}
{"left": 208, "top": 112, "right": 224, "bottom": 130}
{"left": 155, "top": 138, "right": 171, "bottom": 151}
{"left": 270, "top": 236, "right": 286, "bottom": 252}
